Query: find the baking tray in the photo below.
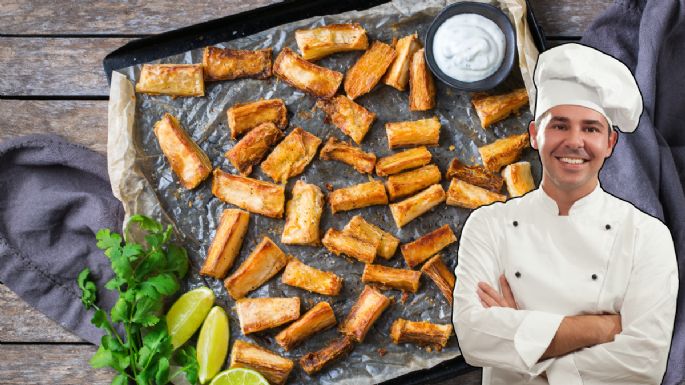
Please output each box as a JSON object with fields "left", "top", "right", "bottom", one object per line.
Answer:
{"left": 102, "top": 1, "right": 546, "bottom": 384}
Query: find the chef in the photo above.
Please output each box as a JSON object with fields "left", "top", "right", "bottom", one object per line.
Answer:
{"left": 452, "top": 43, "right": 678, "bottom": 385}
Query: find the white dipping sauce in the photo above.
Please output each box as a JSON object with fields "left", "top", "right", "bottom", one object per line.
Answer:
{"left": 433, "top": 13, "right": 506, "bottom": 82}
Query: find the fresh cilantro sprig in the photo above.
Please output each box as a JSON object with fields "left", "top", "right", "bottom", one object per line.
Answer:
{"left": 77, "top": 215, "right": 198, "bottom": 385}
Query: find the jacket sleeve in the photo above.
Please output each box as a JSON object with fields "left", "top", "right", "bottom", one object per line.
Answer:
{"left": 453, "top": 207, "right": 564, "bottom": 378}
{"left": 546, "top": 220, "right": 678, "bottom": 385}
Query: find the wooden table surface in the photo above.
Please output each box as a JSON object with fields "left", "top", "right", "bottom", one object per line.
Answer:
{"left": 0, "top": 1, "right": 611, "bottom": 384}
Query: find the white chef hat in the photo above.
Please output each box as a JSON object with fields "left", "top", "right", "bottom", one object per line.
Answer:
{"left": 533, "top": 43, "right": 643, "bottom": 133}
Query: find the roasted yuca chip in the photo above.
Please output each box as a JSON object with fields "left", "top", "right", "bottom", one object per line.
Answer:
{"left": 236, "top": 297, "right": 300, "bottom": 334}
{"left": 200, "top": 209, "right": 250, "bottom": 279}
{"left": 211, "top": 169, "right": 285, "bottom": 218}
{"left": 300, "top": 336, "right": 355, "bottom": 375}
{"left": 344, "top": 41, "right": 396, "bottom": 100}
{"left": 281, "top": 180, "right": 324, "bottom": 246}
{"left": 362, "top": 264, "right": 421, "bottom": 292}
{"left": 343, "top": 215, "right": 399, "bottom": 260}
{"left": 446, "top": 158, "right": 504, "bottom": 192}
{"left": 389, "top": 184, "right": 446, "bottom": 228}
{"left": 409, "top": 48, "right": 436, "bottom": 111}
{"left": 401, "top": 224, "right": 457, "bottom": 268}
{"left": 328, "top": 179, "right": 388, "bottom": 213}
{"left": 375, "top": 146, "right": 432, "bottom": 176}
{"left": 227, "top": 98, "right": 287, "bottom": 139}
{"left": 385, "top": 117, "right": 441, "bottom": 149}
{"left": 322, "top": 228, "right": 377, "bottom": 264}
{"left": 420, "top": 254, "right": 455, "bottom": 305}
{"left": 479, "top": 132, "right": 530, "bottom": 172}
{"left": 153, "top": 113, "right": 212, "bottom": 189}
{"left": 446, "top": 178, "right": 506, "bottom": 209}
{"left": 226, "top": 122, "right": 284, "bottom": 176}
{"left": 472, "top": 88, "right": 529, "bottom": 128}
{"left": 273, "top": 47, "right": 343, "bottom": 98}
{"left": 281, "top": 258, "right": 343, "bottom": 296}
{"left": 382, "top": 33, "right": 422, "bottom": 91}
{"left": 320, "top": 136, "right": 377, "bottom": 174}
{"left": 390, "top": 319, "right": 453, "bottom": 350}
{"left": 276, "top": 302, "right": 337, "bottom": 351}
{"left": 261, "top": 127, "right": 321, "bottom": 184}
{"left": 317, "top": 96, "right": 376, "bottom": 144}
{"left": 135, "top": 64, "right": 204, "bottom": 97}
{"left": 502, "top": 161, "right": 535, "bottom": 198}
{"left": 224, "top": 237, "right": 288, "bottom": 299}
{"left": 202, "top": 46, "right": 272, "bottom": 81}
{"left": 295, "top": 23, "right": 369, "bottom": 61}
{"left": 386, "top": 164, "right": 442, "bottom": 201}
{"left": 230, "top": 340, "right": 294, "bottom": 385}
{"left": 339, "top": 285, "right": 391, "bottom": 342}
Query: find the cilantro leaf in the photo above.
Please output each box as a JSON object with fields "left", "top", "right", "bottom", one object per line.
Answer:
{"left": 166, "top": 244, "right": 189, "bottom": 278}
{"left": 77, "top": 268, "right": 97, "bottom": 309}
{"left": 173, "top": 345, "right": 199, "bottom": 385}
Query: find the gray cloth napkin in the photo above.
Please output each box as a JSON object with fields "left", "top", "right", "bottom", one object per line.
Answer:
{"left": 0, "top": 134, "right": 124, "bottom": 344}
{"left": 580, "top": 1, "right": 685, "bottom": 384}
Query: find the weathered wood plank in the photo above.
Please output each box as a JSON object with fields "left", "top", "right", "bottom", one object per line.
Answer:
{"left": 529, "top": 0, "right": 613, "bottom": 37}
{"left": 0, "top": 100, "right": 108, "bottom": 154}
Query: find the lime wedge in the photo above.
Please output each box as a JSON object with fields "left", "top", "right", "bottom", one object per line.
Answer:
{"left": 166, "top": 286, "right": 215, "bottom": 349}
{"left": 209, "top": 368, "right": 269, "bottom": 385}
{"left": 197, "top": 306, "right": 230, "bottom": 384}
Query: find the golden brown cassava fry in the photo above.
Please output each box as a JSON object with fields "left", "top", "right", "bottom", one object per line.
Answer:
{"left": 211, "top": 169, "right": 285, "bottom": 218}
{"left": 275, "top": 302, "right": 337, "bottom": 351}
{"left": 322, "top": 228, "right": 377, "bottom": 264}
{"left": 281, "top": 180, "right": 324, "bottom": 246}
{"left": 390, "top": 319, "right": 453, "bottom": 350}
{"left": 200, "top": 209, "right": 250, "bottom": 279}
{"left": 295, "top": 23, "right": 369, "bottom": 61}
{"left": 389, "top": 184, "right": 446, "bottom": 228}
{"left": 343, "top": 215, "right": 399, "bottom": 260}
{"left": 471, "top": 88, "right": 529, "bottom": 128}
{"left": 273, "top": 47, "right": 343, "bottom": 98}
{"left": 328, "top": 179, "right": 388, "bottom": 213}
{"left": 135, "top": 64, "right": 204, "bottom": 97}
{"left": 502, "top": 161, "right": 535, "bottom": 198}
{"left": 339, "top": 285, "right": 391, "bottom": 342}
{"left": 382, "top": 33, "right": 422, "bottom": 91}
{"left": 202, "top": 46, "right": 272, "bottom": 81}
{"left": 386, "top": 117, "right": 441, "bottom": 149}
{"left": 224, "top": 237, "right": 288, "bottom": 299}
{"left": 375, "top": 146, "right": 432, "bottom": 177}
{"left": 409, "top": 48, "right": 436, "bottom": 111}
{"left": 261, "top": 127, "right": 321, "bottom": 184}
{"left": 316, "top": 96, "right": 376, "bottom": 144}
{"left": 362, "top": 264, "right": 421, "bottom": 292}
{"left": 226, "top": 99, "right": 287, "bottom": 139}
{"left": 319, "top": 136, "right": 377, "bottom": 174}
{"left": 445, "top": 158, "right": 504, "bottom": 193}
{"left": 344, "top": 41, "right": 396, "bottom": 100}
{"left": 281, "top": 258, "right": 343, "bottom": 296}
{"left": 236, "top": 297, "right": 300, "bottom": 334}
{"left": 230, "top": 340, "right": 294, "bottom": 385}
{"left": 226, "top": 122, "right": 284, "bottom": 176}
{"left": 299, "top": 335, "right": 355, "bottom": 375}
{"left": 401, "top": 224, "right": 457, "bottom": 269}
{"left": 420, "top": 254, "right": 456, "bottom": 305}
{"left": 446, "top": 178, "right": 506, "bottom": 209}
{"left": 478, "top": 132, "right": 530, "bottom": 172}
{"left": 386, "top": 164, "right": 441, "bottom": 201}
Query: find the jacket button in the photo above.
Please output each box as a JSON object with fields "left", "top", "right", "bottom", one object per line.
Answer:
{"left": 592, "top": 274, "right": 598, "bottom": 280}
{"left": 515, "top": 271, "right": 521, "bottom": 278}
{"left": 605, "top": 224, "right": 611, "bottom": 230}
{"left": 513, "top": 220, "right": 518, "bottom": 227}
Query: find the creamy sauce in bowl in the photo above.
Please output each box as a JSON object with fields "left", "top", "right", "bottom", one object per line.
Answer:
{"left": 432, "top": 13, "right": 506, "bottom": 82}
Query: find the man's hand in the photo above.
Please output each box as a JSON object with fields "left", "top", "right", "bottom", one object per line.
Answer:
{"left": 477, "top": 274, "right": 519, "bottom": 309}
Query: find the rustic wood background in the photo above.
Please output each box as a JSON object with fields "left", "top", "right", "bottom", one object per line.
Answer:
{"left": 0, "top": 1, "right": 612, "bottom": 383}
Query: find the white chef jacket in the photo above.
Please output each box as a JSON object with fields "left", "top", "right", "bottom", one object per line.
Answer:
{"left": 452, "top": 185, "right": 678, "bottom": 385}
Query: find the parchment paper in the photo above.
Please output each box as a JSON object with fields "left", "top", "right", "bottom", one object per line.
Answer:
{"left": 106, "top": 1, "right": 541, "bottom": 384}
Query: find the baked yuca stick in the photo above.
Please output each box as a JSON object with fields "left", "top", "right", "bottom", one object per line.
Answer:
{"left": 299, "top": 336, "right": 355, "bottom": 375}
{"left": 295, "top": 23, "right": 369, "bottom": 61}
{"left": 385, "top": 117, "right": 440, "bottom": 149}
{"left": 281, "top": 258, "right": 343, "bottom": 296}
{"left": 446, "top": 178, "right": 506, "bottom": 209}
{"left": 502, "top": 161, "right": 535, "bottom": 197}
{"left": 211, "top": 169, "right": 285, "bottom": 218}
{"left": 202, "top": 46, "right": 272, "bottom": 81}
{"left": 320, "top": 136, "right": 377, "bottom": 174}
{"left": 135, "top": 64, "right": 204, "bottom": 97}
{"left": 343, "top": 215, "right": 399, "bottom": 260}
{"left": 401, "top": 224, "right": 456, "bottom": 268}
{"left": 389, "top": 184, "right": 445, "bottom": 228}
{"left": 281, "top": 181, "right": 324, "bottom": 246}
{"left": 390, "top": 319, "right": 453, "bottom": 350}
{"left": 386, "top": 164, "right": 441, "bottom": 201}
{"left": 339, "top": 285, "right": 391, "bottom": 342}
{"left": 382, "top": 33, "right": 421, "bottom": 91}
{"left": 273, "top": 47, "right": 343, "bottom": 98}
{"left": 328, "top": 179, "right": 388, "bottom": 214}
{"left": 361, "top": 264, "right": 421, "bottom": 292}
{"left": 152, "top": 113, "right": 212, "bottom": 189}
{"left": 478, "top": 132, "right": 530, "bottom": 172}
{"left": 226, "top": 98, "right": 287, "bottom": 139}
{"left": 322, "top": 228, "right": 377, "bottom": 264}
{"left": 420, "top": 254, "right": 455, "bottom": 305}
{"left": 226, "top": 122, "right": 284, "bottom": 176}
{"left": 446, "top": 158, "right": 504, "bottom": 192}
{"left": 275, "top": 302, "right": 337, "bottom": 351}
{"left": 224, "top": 237, "right": 288, "bottom": 299}
{"left": 471, "top": 88, "right": 529, "bottom": 128}
{"left": 375, "top": 146, "right": 432, "bottom": 176}
{"left": 236, "top": 297, "right": 300, "bottom": 334}
{"left": 230, "top": 340, "right": 294, "bottom": 385}
{"left": 261, "top": 127, "right": 321, "bottom": 184}
{"left": 344, "top": 41, "right": 396, "bottom": 100}
{"left": 409, "top": 48, "right": 436, "bottom": 111}
{"left": 200, "top": 209, "right": 250, "bottom": 279}
{"left": 317, "top": 96, "right": 376, "bottom": 144}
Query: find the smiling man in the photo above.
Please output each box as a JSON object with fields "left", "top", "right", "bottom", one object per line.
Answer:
{"left": 452, "top": 43, "right": 678, "bottom": 385}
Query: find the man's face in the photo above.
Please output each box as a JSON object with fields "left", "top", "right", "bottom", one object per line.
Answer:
{"left": 529, "top": 105, "right": 618, "bottom": 195}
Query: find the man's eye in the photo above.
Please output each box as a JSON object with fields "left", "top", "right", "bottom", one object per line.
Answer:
{"left": 552, "top": 124, "right": 566, "bottom": 130}
{"left": 584, "top": 126, "right": 600, "bottom": 133}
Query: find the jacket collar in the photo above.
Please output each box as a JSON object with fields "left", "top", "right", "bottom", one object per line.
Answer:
{"left": 534, "top": 183, "right": 605, "bottom": 216}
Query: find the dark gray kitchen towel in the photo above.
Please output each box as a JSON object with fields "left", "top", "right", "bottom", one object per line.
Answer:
{"left": 0, "top": 134, "right": 125, "bottom": 344}
{"left": 580, "top": 0, "right": 685, "bottom": 384}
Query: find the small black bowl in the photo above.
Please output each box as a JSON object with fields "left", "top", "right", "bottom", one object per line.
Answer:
{"left": 424, "top": 2, "right": 516, "bottom": 92}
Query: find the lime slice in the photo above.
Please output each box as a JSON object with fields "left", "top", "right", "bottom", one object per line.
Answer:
{"left": 197, "top": 306, "right": 230, "bottom": 384}
{"left": 166, "top": 286, "right": 215, "bottom": 349}
{"left": 209, "top": 368, "right": 269, "bottom": 385}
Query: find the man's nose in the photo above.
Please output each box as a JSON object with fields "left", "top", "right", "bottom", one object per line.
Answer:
{"left": 563, "top": 127, "right": 584, "bottom": 148}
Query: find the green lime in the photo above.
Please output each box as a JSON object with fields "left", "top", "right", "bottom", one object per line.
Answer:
{"left": 209, "top": 368, "right": 269, "bottom": 385}
{"left": 197, "top": 306, "right": 230, "bottom": 384}
{"left": 166, "top": 286, "right": 215, "bottom": 349}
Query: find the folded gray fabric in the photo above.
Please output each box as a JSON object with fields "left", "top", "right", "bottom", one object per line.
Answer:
{"left": 0, "top": 134, "right": 124, "bottom": 344}
{"left": 580, "top": 1, "right": 685, "bottom": 383}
